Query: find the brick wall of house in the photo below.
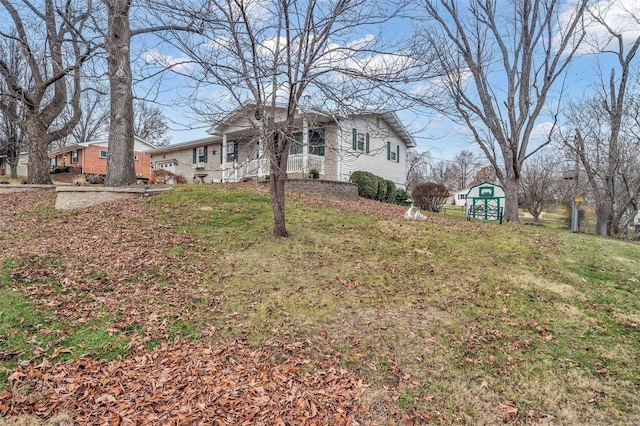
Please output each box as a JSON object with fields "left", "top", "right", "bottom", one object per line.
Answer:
{"left": 82, "top": 145, "right": 151, "bottom": 179}
{"left": 83, "top": 146, "right": 108, "bottom": 175}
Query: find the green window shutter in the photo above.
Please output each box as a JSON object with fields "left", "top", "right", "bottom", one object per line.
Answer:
{"left": 365, "top": 133, "right": 370, "bottom": 153}
{"left": 352, "top": 128, "right": 357, "bottom": 150}
{"left": 204, "top": 146, "right": 208, "bottom": 163}
{"left": 220, "top": 145, "right": 223, "bottom": 164}
{"left": 387, "top": 142, "right": 391, "bottom": 160}
{"left": 396, "top": 145, "right": 400, "bottom": 163}
{"left": 192, "top": 148, "right": 197, "bottom": 164}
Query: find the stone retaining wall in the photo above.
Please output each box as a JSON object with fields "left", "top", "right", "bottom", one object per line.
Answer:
{"left": 55, "top": 186, "right": 171, "bottom": 210}
{"left": 0, "top": 184, "right": 56, "bottom": 193}
{"left": 285, "top": 179, "right": 358, "bottom": 200}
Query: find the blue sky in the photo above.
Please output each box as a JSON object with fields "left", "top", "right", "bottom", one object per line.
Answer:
{"left": 136, "top": 0, "right": 640, "bottom": 163}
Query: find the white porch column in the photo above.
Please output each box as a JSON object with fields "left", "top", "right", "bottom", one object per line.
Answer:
{"left": 302, "top": 116, "right": 309, "bottom": 173}
{"left": 222, "top": 133, "right": 227, "bottom": 181}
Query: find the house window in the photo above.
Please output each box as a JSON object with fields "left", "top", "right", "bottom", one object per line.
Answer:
{"left": 99, "top": 150, "right": 108, "bottom": 158}
{"left": 357, "top": 133, "right": 365, "bottom": 151}
{"left": 289, "top": 133, "right": 303, "bottom": 155}
{"left": 308, "top": 129, "right": 325, "bottom": 156}
{"left": 387, "top": 142, "right": 400, "bottom": 163}
{"left": 226, "top": 142, "right": 238, "bottom": 163}
{"left": 458, "top": 194, "right": 466, "bottom": 200}
{"left": 50, "top": 158, "right": 56, "bottom": 168}
{"left": 71, "top": 150, "right": 78, "bottom": 164}
{"left": 351, "top": 128, "right": 369, "bottom": 153}
{"left": 388, "top": 142, "right": 397, "bottom": 162}
{"left": 192, "top": 146, "right": 209, "bottom": 164}
{"left": 134, "top": 154, "right": 139, "bottom": 161}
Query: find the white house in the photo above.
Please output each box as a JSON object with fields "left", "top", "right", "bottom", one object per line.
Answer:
{"left": 146, "top": 106, "right": 416, "bottom": 187}
{"left": 451, "top": 188, "right": 469, "bottom": 206}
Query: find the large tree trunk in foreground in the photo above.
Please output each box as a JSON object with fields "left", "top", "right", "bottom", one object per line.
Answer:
{"left": 502, "top": 175, "right": 520, "bottom": 224}
{"left": 26, "top": 122, "right": 52, "bottom": 185}
{"left": 104, "top": 0, "right": 136, "bottom": 187}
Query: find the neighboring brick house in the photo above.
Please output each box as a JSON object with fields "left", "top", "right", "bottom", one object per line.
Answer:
{"left": 146, "top": 106, "right": 416, "bottom": 187}
{"left": 48, "top": 137, "right": 155, "bottom": 180}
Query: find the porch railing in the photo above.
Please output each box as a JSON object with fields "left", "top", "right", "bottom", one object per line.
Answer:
{"left": 224, "top": 154, "right": 325, "bottom": 182}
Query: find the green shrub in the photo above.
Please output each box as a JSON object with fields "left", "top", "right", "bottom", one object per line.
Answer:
{"left": 384, "top": 180, "right": 396, "bottom": 203}
{"left": 394, "top": 188, "right": 411, "bottom": 205}
{"left": 351, "top": 172, "right": 401, "bottom": 204}
{"left": 350, "top": 171, "right": 379, "bottom": 199}
{"left": 309, "top": 168, "right": 320, "bottom": 179}
{"left": 412, "top": 182, "right": 449, "bottom": 212}
{"left": 376, "top": 178, "right": 387, "bottom": 201}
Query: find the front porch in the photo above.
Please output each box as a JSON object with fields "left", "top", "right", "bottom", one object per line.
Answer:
{"left": 223, "top": 153, "right": 325, "bottom": 182}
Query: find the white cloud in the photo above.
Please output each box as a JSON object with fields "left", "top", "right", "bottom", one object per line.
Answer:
{"left": 142, "top": 49, "right": 194, "bottom": 73}
{"left": 565, "top": 0, "right": 640, "bottom": 54}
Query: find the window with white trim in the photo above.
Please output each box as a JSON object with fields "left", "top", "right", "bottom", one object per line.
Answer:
{"left": 99, "top": 150, "right": 108, "bottom": 158}
{"left": 351, "top": 128, "right": 369, "bottom": 153}
{"left": 387, "top": 142, "right": 400, "bottom": 163}
{"left": 71, "top": 150, "right": 78, "bottom": 164}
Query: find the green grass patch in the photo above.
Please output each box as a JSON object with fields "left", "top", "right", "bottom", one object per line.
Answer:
{"left": 2, "top": 184, "right": 640, "bottom": 423}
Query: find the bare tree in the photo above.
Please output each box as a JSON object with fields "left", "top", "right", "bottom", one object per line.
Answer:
{"left": 470, "top": 164, "right": 497, "bottom": 187}
{"left": 103, "top": 0, "right": 136, "bottom": 186}
{"left": 519, "top": 151, "right": 559, "bottom": 224}
{"left": 429, "top": 160, "right": 455, "bottom": 189}
{"left": 450, "top": 149, "right": 478, "bottom": 190}
{"left": 0, "top": 0, "right": 95, "bottom": 184}
{"left": 565, "top": 95, "right": 640, "bottom": 236}
{"left": 406, "top": 149, "right": 431, "bottom": 191}
{"left": 101, "top": 0, "right": 196, "bottom": 186}
{"left": 133, "top": 100, "right": 170, "bottom": 146}
{"left": 0, "top": 39, "right": 26, "bottom": 179}
{"left": 173, "top": 0, "right": 407, "bottom": 237}
{"left": 417, "top": 0, "right": 588, "bottom": 223}
{"left": 562, "top": 4, "right": 640, "bottom": 236}
{"left": 53, "top": 84, "right": 110, "bottom": 148}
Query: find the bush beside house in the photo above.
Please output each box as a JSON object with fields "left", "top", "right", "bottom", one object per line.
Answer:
{"left": 350, "top": 171, "right": 400, "bottom": 204}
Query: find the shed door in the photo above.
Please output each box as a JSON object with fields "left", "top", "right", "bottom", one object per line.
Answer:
{"left": 470, "top": 197, "right": 501, "bottom": 220}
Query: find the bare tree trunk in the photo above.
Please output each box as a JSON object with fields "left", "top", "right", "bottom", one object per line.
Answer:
{"left": 270, "top": 170, "right": 288, "bottom": 237}
{"left": 26, "top": 122, "right": 52, "bottom": 184}
{"left": 269, "top": 129, "right": 290, "bottom": 237}
{"left": 595, "top": 203, "right": 610, "bottom": 236}
{"left": 104, "top": 0, "right": 136, "bottom": 187}
{"left": 502, "top": 175, "right": 520, "bottom": 224}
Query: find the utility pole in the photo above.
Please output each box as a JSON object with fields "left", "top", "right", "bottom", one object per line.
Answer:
{"left": 571, "top": 131, "right": 581, "bottom": 233}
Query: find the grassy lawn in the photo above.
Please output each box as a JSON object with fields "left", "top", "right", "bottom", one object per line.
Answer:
{"left": 0, "top": 184, "right": 639, "bottom": 424}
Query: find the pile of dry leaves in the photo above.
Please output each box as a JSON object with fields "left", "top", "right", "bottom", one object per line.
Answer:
{"left": 1, "top": 339, "right": 364, "bottom": 425}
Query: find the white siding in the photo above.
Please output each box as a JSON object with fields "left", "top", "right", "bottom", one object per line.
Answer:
{"left": 150, "top": 142, "right": 224, "bottom": 183}
{"left": 336, "top": 117, "right": 408, "bottom": 187}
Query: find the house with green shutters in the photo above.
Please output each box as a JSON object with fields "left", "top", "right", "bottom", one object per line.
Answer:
{"left": 146, "top": 106, "right": 416, "bottom": 187}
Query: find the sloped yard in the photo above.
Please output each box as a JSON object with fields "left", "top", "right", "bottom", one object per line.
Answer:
{"left": 0, "top": 184, "right": 639, "bottom": 425}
